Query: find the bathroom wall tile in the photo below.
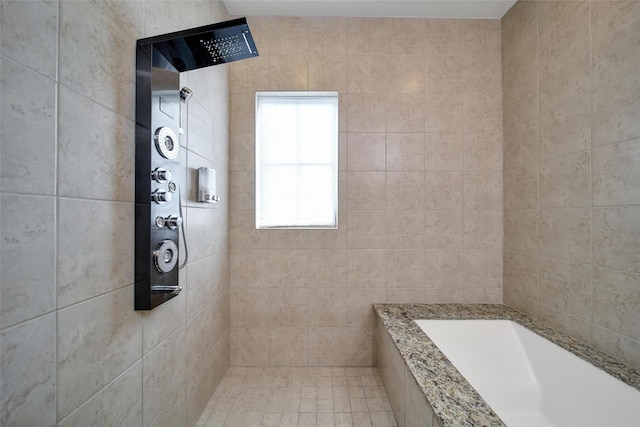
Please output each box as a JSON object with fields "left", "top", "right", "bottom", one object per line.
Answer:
{"left": 463, "top": 54, "right": 502, "bottom": 95}
{"left": 502, "top": 0, "right": 537, "bottom": 59}
{"left": 592, "top": 69, "right": 640, "bottom": 147}
{"left": 231, "top": 327, "right": 269, "bottom": 366}
{"left": 424, "top": 133, "right": 464, "bottom": 171}
{"left": 503, "top": 62, "right": 538, "bottom": 121}
{"left": 503, "top": 116, "right": 539, "bottom": 169}
{"left": 463, "top": 210, "right": 502, "bottom": 249}
{"left": 347, "top": 94, "right": 386, "bottom": 132}
{"left": 230, "top": 249, "right": 269, "bottom": 288}
{"left": 143, "top": 329, "right": 186, "bottom": 427}
{"left": 591, "top": 0, "right": 640, "bottom": 88}
{"left": 389, "top": 56, "right": 425, "bottom": 94}
{"left": 387, "top": 171, "right": 425, "bottom": 210}
{"left": 269, "top": 17, "right": 308, "bottom": 55}
{"left": 504, "top": 209, "right": 539, "bottom": 255}
{"left": 57, "top": 286, "right": 141, "bottom": 420}
{"left": 386, "top": 93, "right": 425, "bottom": 132}
{"left": 268, "top": 230, "right": 308, "bottom": 250}
{"left": 347, "top": 210, "right": 387, "bottom": 249}
{"left": 424, "top": 288, "right": 464, "bottom": 304}
{"left": 539, "top": 257, "right": 592, "bottom": 321}
{"left": 505, "top": 291, "right": 540, "bottom": 320}
{"left": 464, "top": 93, "right": 503, "bottom": 134}
{"left": 309, "top": 54, "right": 348, "bottom": 92}
{"left": 424, "top": 19, "right": 464, "bottom": 57}
{"left": 269, "top": 327, "right": 308, "bottom": 366}
{"left": 0, "top": 0, "right": 57, "bottom": 78}
{"left": 539, "top": 94, "right": 591, "bottom": 161}
{"left": 386, "top": 133, "right": 425, "bottom": 171}
{"left": 424, "top": 249, "right": 464, "bottom": 288}
{"left": 425, "top": 56, "right": 463, "bottom": 95}
{"left": 538, "top": 305, "right": 592, "bottom": 346}
{"left": 463, "top": 249, "right": 502, "bottom": 289}
{"left": 540, "top": 151, "right": 591, "bottom": 208}
{"left": 504, "top": 163, "right": 538, "bottom": 210}
{"left": 269, "top": 288, "right": 308, "bottom": 327}
{"left": 537, "top": 0, "right": 590, "bottom": 113}
{"left": 347, "top": 133, "right": 386, "bottom": 170}
{"left": 592, "top": 326, "right": 640, "bottom": 372}
{"left": 308, "top": 17, "right": 348, "bottom": 56}
{"left": 186, "top": 98, "right": 214, "bottom": 160}
{"left": 1, "top": 314, "right": 56, "bottom": 427}
{"left": 231, "top": 288, "right": 269, "bottom": 327}
{"left": 185, "top": 340, "right": 219, "bottom": 427}
{"left": 425, "top": 95, "right": 464, "bottom": 133}
{"left": 90, "top": 0, "right": 144, "bottom": 39}
{"left": 347, "top": 171, "right": 386, "bottom": 210}
{"left": 229, "top": 170, "right": 254, "bottom": 210}
{"left": 424, "top": 172, "right": 463, "bottom": 209}
{"left": 307, "top": 249, "right": 348, "bottom": 288}
{"left": 230, "top": 211, "right": 269, "bottom": 249}
{"left": 186, "top": 207, "right": 217, "bottom": 262}
{"left": 58, "top": 362, "right": 142, "bottom": 427}
{"left": 389, "top": 18, "right": 426, "bottom": 56}
{"left": 503, "top": 251, "right": 538, "bottom": 301}
{"left": 269, "top": 249, "right": 308, "bottom": 288}
{"left": 347, "top": 325, "right": 374, "bottom": 366}
{"left": 308, "top": 328, "right": 349, "bottom": 366}
{"left": 57, "top": 198, "right": 134, "bottom": 308}
{"left": 386, "top": 249, "right": 425, "bottom": 289}
{"left": 58, "top": 87, "right": 135, "bottom": 202}
{"left": 347, "top": 249, "right": 386, "bottom": 288}
{"left": 347, "top": 288, "right": 386, "bottom": 327}
{"left": 464, "top": 19, "right": 501, "bottom": 58}
{"left": 269, "top": 54, "right": 308, "bottom": 91}
{"left": 308, "top": 289, "right": 348, "bottom": 326}
{"left": 186, "top": 303, "right": 215, "bottom": 376}
{"left": 186, "top": 254, "right": 223, "bottom": 318}
{"left": 386, "top": 210, "right": 424, "bottom": 249}
{"left": 0, "top": 59, "right": 56, "bottom": 195}
{"left": 424, "top": 210, "right": 463, "bottom": 249}
{"left": 464, "top": 171, "right": 503, "bottom": 210}
{"left": 464, "top": 288, "right": 502, "bottom": 304}
{"left": 1, "top": 195, "right": 55, "bottom": 328}
{"left": 59, "top": 1, "right": 135, "bottom": 118}
{"left": 229, "top": 131, "right": 254, "bottom": 172}
{"left": 229, "top": 55, "right": 270, "bottom": 94}
{"left": 539, "top": 208, "right": 591, "bottom": 264}
{"left": 142, "top": 287, "right": 187, "bottom": 354}
{"left": 229, "top": 92, "right": 255, "bottom": 135}
{"left": 376, "top": 327, "right": 405, "bottom": 427}
{"left": 347, "top": 54, "right": 390, "bottom": 94}
{"left": 464, "top": 133, "right": 502, "bottom": 171}
{"left": 593, "top": 206, "right": 640, "bottom": 274}
{"left": 148, "top": 386, "right": 185, "bottom": 427}
{"left": 347, "top": 18, "right": 389, "bottom": 55}
{"left": 593, "top": 267, "right": 640, "bottom": 341}
{"left": 386, "top": 287, "right": 425, "bottom": 304}
{"left": 307, "top": 211, "right": 348, "bottom": 249}
{"left": 144, "top": 0, "right": 213, "bottom": 37}
{"left": 592, "top": 138, "right": 640, "bottom": 206}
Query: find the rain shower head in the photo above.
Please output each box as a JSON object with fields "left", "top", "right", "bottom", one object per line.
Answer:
{"left": 137, "top": 17, "right": 259, "bottom": 72}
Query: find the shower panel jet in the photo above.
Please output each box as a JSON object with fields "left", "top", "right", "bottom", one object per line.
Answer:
{"left": 135, "top": 18, "right": 258, "bottom": 310}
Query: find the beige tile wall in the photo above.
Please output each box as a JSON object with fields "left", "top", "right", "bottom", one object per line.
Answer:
{"left": 229, "top": 17, "right": 504, "bottom": 366}
{"left": 502, "top": 0, "right": 640, "bottom": 371}
{"left": 0, "top": 1, "right": 232, "bottom": 426}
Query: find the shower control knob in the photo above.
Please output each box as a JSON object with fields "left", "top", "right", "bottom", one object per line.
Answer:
{"left": 152, "top": 190, "right": 171, "bottom": 204}
{"left": 151, "top": 168, "right": 172, "bottom": 183}
{"left": 165, "top": 215, "right": 183, "bottom": 229}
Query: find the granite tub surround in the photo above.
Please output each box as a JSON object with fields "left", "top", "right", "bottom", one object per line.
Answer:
{"left": 374, "top": 303, "right": 640, "bottom": 427}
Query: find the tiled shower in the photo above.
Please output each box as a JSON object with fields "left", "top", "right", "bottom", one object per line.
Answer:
{"left": 1, "top": 1, "right": 639, "bottom": 426}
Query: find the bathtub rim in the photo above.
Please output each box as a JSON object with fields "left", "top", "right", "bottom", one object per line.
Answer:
{"left": 374, "top": 303, "right": 640, "bottom": 427}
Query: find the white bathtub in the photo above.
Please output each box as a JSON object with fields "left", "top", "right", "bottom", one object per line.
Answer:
{"left": 415, "top": 319, "right": 640, "bottom": 427}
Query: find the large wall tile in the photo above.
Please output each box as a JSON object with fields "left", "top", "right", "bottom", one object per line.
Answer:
{"left": 538, "top": 304, "right": 591, "bottom": 346}
{"left": 308, "top": 288, "right": 348, "bottom": 326}
{"left": 308, "top": 327, "right": 349, "bottom": 366}
{"left": 142, "top": 287, "right": 187, "bottom": 354}
{"left": 539, "top": 151, "right": 590, "bottom": 208}
{"left": 592, "top": 326, "right": 640, "bottom": 372}
{"left": 0, "top": 0, "right": 57, "bottom": 78}
{"left": 386, "top": 133, "right": 425, "bottom": 171}
{"left": 592, "top": 70, "right": 640, "bottom": 147}
{"left": 1, "top": 195, "right": 55, "bottom": 328}
{"left": 424, "top": 210, "right": 463, "bottom": 249}
{"left": 57, "top": 286, "right": 141, "bottom": 420}
{"left": 539, "top": 208, "right": 591, "bottom": 263}
{"left": 58, "top": 362, "right": 142, "bottom": 427}
{"left": 148, "top": 386, "right": 186, "bottom": 427}
{"left": 504, "top": 163, "right": 538, "bottom": 210}
{"left": 231, "top": 327, "right": 269, "bottom": 366}
{"left": 424, "top": 171, "right": 463, "bottom": 210}
{"left": 503, "top": 251, "right": 538, "bottom": 299}
{"left": 269, "top": 327, "right": 308, "bottom": 366}
{"left": 592, "top": 138, "right": 640, "bottom": 206}
{"left": 504, "top": 209, "right": 538, "bottom": 255}
{"left": 464, "top": 133, "right": 502, "bottom": 171}
{"left": 386, "top": 210, "right": 425, "bottom": 249}
{"left": 347, "top": 133, "right": 386, "bottom": 171}
{"left": 593, "top": 206, "right": 640, "bottom": 273}
{"left": 387, "top": 171, "right": 425, "bottom": 210}
{"left": 347, "top": 249, "right": 386, "bottom": 288}
{"left": 424, "top": 132, "right": 464, "bottom": 170}
{"left": 425, "top": 249, "right": 464, "bottom": 288}
{"left": 463, "top": 249, "right": 503, "bottom": 289}
{"left": 386, "top": 249, "right": 426, "bottom": 289}
{"left": 539, "top": 257, "right": 592, "bottom": 321}
{"left": 57, "top": 86, "right": 135, "bottom": 202}
{"left": 307, "top": 248, "right": 348, "bottom": 287}
{"left": 593, "top": 267, "right": 640, "bottom": 341}
{"left": 269, "top": 288, "right": 308, "bottom": 327}
{"left": 1, "top": 314, "right": 56, "bottom": 427}
{"left": 59, "top": 1, "right": 135, "bottom": 119}
{"left": 231, "top": 288, "right": 269, "bottom": 327}
{"left": 57, "top": 198, "right": 134, "bottom": 307}
{"left": 0, "top": 59, "right": 56, "bottom": 195}
{"left": 539, "top": 94, "right": 591, "bottom": 161}
{"left": 386, "top": 93, "right": 425, "bottom": 132}
{"left": 463, "top": 210, "right": 502, "bottom": 249}
{"left": 464, "top": 171, "right": 503, "bottom": 210}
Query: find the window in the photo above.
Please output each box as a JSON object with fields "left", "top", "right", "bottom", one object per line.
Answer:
{"left": 255, "top": 91, "right": 339, "bottom": 229}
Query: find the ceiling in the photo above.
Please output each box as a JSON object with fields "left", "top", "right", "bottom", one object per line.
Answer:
{"left": 222, "top": 0, "right": 517, "bottom": 20}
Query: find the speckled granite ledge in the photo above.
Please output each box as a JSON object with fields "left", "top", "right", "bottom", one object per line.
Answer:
{"left": 374, "top": 303, "right": 640, "bottom": 427}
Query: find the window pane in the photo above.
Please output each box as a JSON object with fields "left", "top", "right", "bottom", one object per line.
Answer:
{"left": 256, "top": 92, "right": 338, "bottom": 229}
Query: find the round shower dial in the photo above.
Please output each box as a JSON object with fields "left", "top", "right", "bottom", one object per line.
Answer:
{"left": 151, "top": 168, "right": 172, "bottom": 183}
{"left": 153, "top": 240, "right": 178, "bottom": 273}
{"left": 152, "top": 189, "right": 171, "bottom": 204}
{"left": 154, "top": 127, "right": 179, "bottom": 159}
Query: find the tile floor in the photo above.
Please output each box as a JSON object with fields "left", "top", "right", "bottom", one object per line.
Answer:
{"left": 195, "top": 367, "right": 397, "bottom": 427}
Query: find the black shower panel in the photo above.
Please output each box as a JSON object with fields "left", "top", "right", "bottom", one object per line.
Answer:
{"left": 135, "top": 18, "right": 258, "bottom": 310}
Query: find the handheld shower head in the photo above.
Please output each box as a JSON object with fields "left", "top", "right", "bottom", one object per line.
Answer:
{"left": 180, "top": 87, "right": 193, "bottom": 103}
